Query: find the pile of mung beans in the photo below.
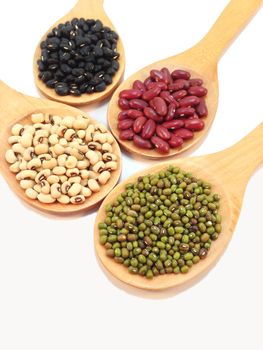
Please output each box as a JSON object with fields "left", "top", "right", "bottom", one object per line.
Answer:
{"left": 5, "top": 113, "right": 118, "bottom": 204}
{"left": 99, "top": 166, "right": 222, "bottom": 278}
{"left": 117, "top": 68, "right": 208, "bottom": 154}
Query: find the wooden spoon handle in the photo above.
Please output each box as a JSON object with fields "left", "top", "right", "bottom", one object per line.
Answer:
{"left": 195, "top": 0, "right": 263, "bottom": 62}
{"left": 72, "top": 0, "right": 105, "bottom": 18}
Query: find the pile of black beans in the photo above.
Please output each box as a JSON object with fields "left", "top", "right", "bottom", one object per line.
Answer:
{"left": 37, "top": 18, "right": 120, "bottom": 96}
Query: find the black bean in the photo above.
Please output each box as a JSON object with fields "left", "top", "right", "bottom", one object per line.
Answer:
{"left": 103, "top": 74, "right": 113, "bottom": 85}
{"left": 46, "top": 79, "right": 58, "bottom": 88}
{"left": 55, "top": 82, "right": 69, "bottom": 96}
{"left": 95, "top": 82, "right": 106, "bottom": 92}
{"left": 40, "top": 71, "right": 53, "bottom": 82}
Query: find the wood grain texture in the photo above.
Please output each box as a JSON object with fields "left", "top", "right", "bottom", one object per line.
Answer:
{"left": 0, "top": 81, "right": 122, "bottom": 215}
{"left": 94, "top": 124, "right": 263, "bottom": 290}
{"left": 33, "top": 0, "right": 125, "bottom": 106}
{"left": 107, "top": 0, "right": 263, "bottom": 159}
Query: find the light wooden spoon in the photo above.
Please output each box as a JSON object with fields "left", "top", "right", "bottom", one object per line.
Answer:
{"left": 33, "top": 0, "right": 125, "bottom": 106}
{"left": 95, "top": 124, "right": 263, "bottom": 290}
{"left": 108, "top": 0, "right": 263, "bottom": 159}
{"left": 0, "top": 81, "right": 122, "bottom": 215}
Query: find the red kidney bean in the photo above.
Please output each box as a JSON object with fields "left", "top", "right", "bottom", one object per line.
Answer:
{"left": 165, "top": 103, "right": 177, "bottom": 121}
{"left": 127, "top": 109, "right": 144, "bottom": 119}
{"left": 144, "top": 77, "right": 154, "bottom": 89}
{"left": 142, "top": 119, "right": 156, "bottom": 139}
{"left": 173, "top": 128, "right": 194, "bottom": 140}
{"left": 118, "top": 111, "right": 129, "bottom": 120}
{"left": 152, "top": 97, "right": 167, "bottom": 116}
{"left": 162, "top": 119, "right": 184, "bottom": 130}
{"left": 171, "top": 69, "right": 191, "bottom": 80}
{"left": 179, "top": 96, "right": 200, "bottom": 107}
{"left": 151, "top": 136, "right": 170, "bottom": 154}
{"left": 142, "top": 86, "right": 161, "bottom": 101}
{"left": 133, "top": 80, "right": 146, "bottom": 93}
{"left": 169, "top": 135, "right": 184, "bottom": 148}
{"left": 156, "top": 125, "right": 171, "bottom": 140}
{"left": 120, "top": 89, "right": 142, "bottom": 99}
{"left": 133, "top": 135, "right": 153, "bottom": 149}
{"left": 129, "top": 99, "right": 148, "bottom": 110}
{"left": 119, "top": 129, "right": 134, "bottom": 140}
{"left": 184, "top": 119, "right": 205, "bottom": 131}
{"left": 150, "top": 69, "right": 164, "bottom": 82}
{"left": 161, "top": 67, "right": 172, "bottom": 84}
{"left": 172, "top": 89, "right": 188, "bottom": 101}
{"left": 118, "top": 98, "right": 130, "bottom": 110}
{"left": 143, "top": 107, "right": 163, "bottom": 122}
{"left": 189, "top": 78, "right": 203, "bottom": 86}
{"left": 133, "top": 116, "right": 147, "bottom": 134}
{"left": 147, "top": 81, "right": 167, "bottom": 90}
{"left": 189, "top": 113, "right": 199, "bottom": 119}
{"left": 118, "top": 119, "right": 134, "bottom": 130}
{"left": 168, "top": 79, "right": 189, "bottom": 91}
{"left": 188, "top": 86, "right": 208, "bottom": 97}
{"left": 175, "top": 107, "right": 195, "bottom": 116}
{"left": 160, "top": 91, "right": 176, "bottom": 104}
{"left": 196, "top": 98, "right": 208, "bottom": 117}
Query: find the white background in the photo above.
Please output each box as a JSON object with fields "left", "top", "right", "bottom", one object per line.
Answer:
{"left": 0, "top": 0, "right": 263, "bottom": 349}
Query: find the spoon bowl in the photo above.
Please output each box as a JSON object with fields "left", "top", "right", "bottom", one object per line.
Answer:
{"left": 33, "top": 0, "right": 125, "bottom": 106}
{"left": 0, "top": 81, "right": 122, "bottom": 215}
{"left": 108, "top": 0, "right": 263, "bottom": 159}
{"left": 94, "top": 124, "right": 263, "bottom": 290}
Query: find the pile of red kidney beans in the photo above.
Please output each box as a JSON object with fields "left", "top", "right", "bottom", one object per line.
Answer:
{"left": 117, "top": 68, "right": 208, "bottom": 154}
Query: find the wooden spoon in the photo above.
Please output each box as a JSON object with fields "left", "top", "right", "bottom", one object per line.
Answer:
{"left": 108, "top": 0, "right": 263, "bottom": 159}
{"left": 33, "top": 0, "right": 125, "bottom": 106}
{"left": 0, "top": 81, "right": 122, "bottom": 215}
{"left": 94, "top": 124, "right": 263, "bottom": 290}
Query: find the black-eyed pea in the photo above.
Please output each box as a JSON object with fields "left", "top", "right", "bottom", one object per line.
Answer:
{"left": 34, "top": 184, "right": 42, "bottom": 193}
{"left": 88, "top": 170, "right": 98, "bottom": 179}
{"left": 68, "top": 176, "right": 81, "bottom": 184}
{"left": 37, "top": 193, "right": 56, "bottom": 204}
{"left": 49, "top": 147, "right": 57, "bottom": 158}
{"left": 31, "top": 113, "right": 45, "bottom": 123}
{"left": 12, "top": 143, "right": 26, "bottom": 155}
{"left": 93, "top": 132, "right": 107, "bottom": 144}
{"left": 44, "top": 113, "right": 52, "bottom": 124}
{"left": 52, "top": 116, "right": 62, "bottom": 125}
{"left": 35, "top": 129, "right": 49, "bottom": 138}
{"left": 10, "top": 161, "right": 21, "bottom": 173}
{"left": 87, "top": 141, "right": 101, "bottom": 151}
{"left": 77, "top": 130, "right": 86, "bottom": 139}
{"left": 85, "top": 124, "right": 95, "bottom": 142}
{"left": 105, "top": 161, "right": 118, "bottom": 171}
{"left": 49, "top": 134, "right": 59, "bottom": 145}
{"left": 40, "top": 180, "right": 50, "bottom": 194}
{"left": 66, "top": 168, "right": 79, "bottom": 177}
{"left": 33, "top": 135, "right": 48, "bottom": 147}
{"left": 98, "top": 171, "right": 111, "bottom": 185}
{"left": 73, "top": 149, "right": 85, "bottom": 161}
{"left": 8, "top": 136, "right": 21, "bottom": 145}
{"left": 43, "top": 123, "right": 52, "bottom": 133}
{"left": 68, "top": 141, "right": 79, "bottom": 149}
{"left": 20, "top": 180, "right": 35, "bottom": 189}
{"left": 57, "top": 154, "right": 67, "bottom": 166}
{"left": 81, "top": 186, "right": 92, "bottom": 197}
{"left": 61, "top": 116, "right": 75, "bottom": 128}
{"left": 50, "top": 125, "right": 59, "bottom": 135}
{"left": 57, "top": 195, "right": 70, "bottom": 204}
{"left": 35, "top": 169, "right": 51, "bottom": 183}
{"left": 38, "top": 153, "right": 52, "bottom": 162}
{"left": 95, "top": 123, "right": 107, "bottom": 133}
{"left": 20, "top": 133, "right": 33, "bottom": 148}
{"left": 70, "top": 195, "right": 85, "bottom": 204}
{"left": 11, "top": 124, "right": 24, "bottom": 136}
{"left": 80, "top": 179, "right": 89, "bottom": 187}
{"left": 57, "top": 125, "right": 67, "bottom": 137}
{"left": 50, "top": 183, "right": 62, "bottom": 199}
{"left": 42, "top": 158, "right": 57, "bottom": 170}
{"left": 59, "top": 138, "right": 68, "bottom": 147}
{"left": 19, "top": 159, "right": 28, "bottom": 171}
{"left": 33, "top": 123, "right": 45, "bottom": 131}
{"left": 102, "top": 143, "right": 112, "bottom": 153}
{"left": 106, "top": 133, "right": 115, "bottom": 144}
{"left": 53, "top": 166, "right": 66, "bottom": 176}
{"left": 86, "top": 150, "right": 99, "bottom": 165}
{"left": 73, "top": 117, "right": 89, "bottom": 130}
{"left": 5, "top": 149, "right": 17, "bottom": 164}
{"left": 77, "top": 144, "right": 88, "bottom": 153}
{"left": 96, "top": 151, "right": 102, "bottom": 161}
{"left": 54, "top": 144, "right": 65, "bottom": 156}
{"left": 65, "top": 155, "right": 78, "bottom": 169}
{"left": 61, "top": 181, "right": 71, "bottom": 194}
{"left": 80, "top": 170, "right": 89, "bottom": 179}
{"left": 47, "top": 175, "right": 60, "bottom": 184}
{"left": 102, "top": 152, "right": 117, "bottom": 162}
{"left": 24, "top": 147, "right": 35, "bottom": 161}
{"left": 17, "top": 169, "right": 37, "bottom": 180}
{"left": 77, "top": 159, "right": 90, "bottom": 170}
{"left": 88, "top": 179, "right": 100, "bottom": 192}
{"left": 35, "top": 144, "right": 49, "bottom": 155}
{"left": 68, "top": 183, "right": 82, "bottom": 197}
{"left": 27, "top": 158, "right": 42, "bottom": 170}
{"left": 92, "top": 161, "right": 105, "bottom": 173}
{"left": 25, "top": 188, "right": 38, "bottom": 200}
{"left": 59, "top": 175, "right": 68, "bottom": 183}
